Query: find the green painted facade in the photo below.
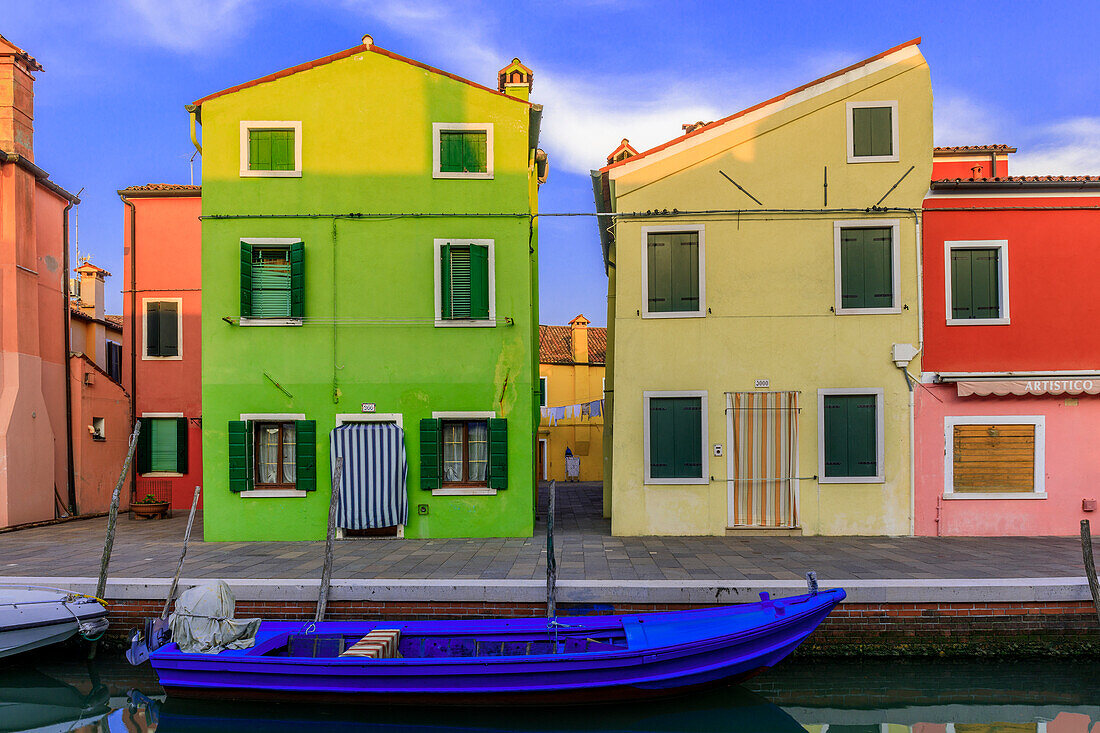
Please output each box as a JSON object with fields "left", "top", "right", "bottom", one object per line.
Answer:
{"left": 197, "top": 45, "right": 541, "bottom": 541}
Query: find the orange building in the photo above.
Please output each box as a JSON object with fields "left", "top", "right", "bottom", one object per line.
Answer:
{"left": 538, "top": 315, "right": 606, "bottom": 483}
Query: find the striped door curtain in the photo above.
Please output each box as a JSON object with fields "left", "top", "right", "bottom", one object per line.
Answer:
{"left": 729, "top": 391, "right": 798, "bottom": 528}
{"left": 330, "top": 423, "right": 408, "bottom": 530}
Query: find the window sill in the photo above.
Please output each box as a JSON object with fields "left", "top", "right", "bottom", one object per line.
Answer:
{"left": 141, "top": 354, "right": 183, "bottom": 361}
{"left": 92, "top": 436, "right": 106, "bottom": 442}
{"left": 644, "top": 477, "right": 708, "bottom": 486}
{"left": 818, "top": 476, "right": 886, "bottom": 484}
{"left": 240, "top": 318, "right": 303, "bottom": 327}
{"left": 434, "top": 319, "right": 496, "bottom": 328}
{"left": 943, "top": 492, "right": 1047, "bottom": 500}
{"left": 846, "top": 154, "right": 900, "bottom": 164}
{"left": 432, "top": 487, "right": 497, "bottom": 496}
{"left": 641, "top": 310, "right": 706, "bottom": 319}
{"left": 946, "top": 318, "right": 1010, "bottom": 326}
{"left": 835, "top": 307, "right": 902, "bottom": 316}
{"left": 141, "top": 472, "right": 183, "bottom": 477}
{"left": 239, "top": 170, "right": 302, "bottom": 178}
{"left": 240, "top": 489, "right": 308, "bottom": 498}
{"left": 432, "top": 171, "right": 493, "bottom": 180}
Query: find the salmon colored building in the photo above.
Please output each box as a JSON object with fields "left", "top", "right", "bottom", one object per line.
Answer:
{"left": 119, "top": 185, "right": 203, "bottom": 511}
{"left": 915, "top": 146, "right": 1100, "bottom": 536}
{"left": 1, "top": 33, "right": 129, "bottom": 527}
{"left": 537, "top": 315, "right": 605, "bottom": 483}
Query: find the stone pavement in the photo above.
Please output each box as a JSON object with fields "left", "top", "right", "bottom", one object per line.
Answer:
{"left": 0, "top": 483, "right": 1087, "bottom": 582}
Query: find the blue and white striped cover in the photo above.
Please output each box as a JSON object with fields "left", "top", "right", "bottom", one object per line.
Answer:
{"left": 330, "top": 423, "right": 408, "bottom": 529}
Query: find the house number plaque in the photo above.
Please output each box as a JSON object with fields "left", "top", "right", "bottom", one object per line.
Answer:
{"left": 361, "top": 402, "right": 376, "bottom": 413}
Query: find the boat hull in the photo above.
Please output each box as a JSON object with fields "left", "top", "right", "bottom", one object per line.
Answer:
{"left": 150, "top": 589, "right": 844, "bottom": 704}
{"left": 0, "top": 587, "right": 109, "bottom": 659}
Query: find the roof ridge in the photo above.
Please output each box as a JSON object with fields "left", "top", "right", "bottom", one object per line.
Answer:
{"left": 601, "top": 37, "right": 922, "bottom": 174}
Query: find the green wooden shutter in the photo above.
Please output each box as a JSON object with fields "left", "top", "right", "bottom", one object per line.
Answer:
{"left": 848, "top": 395, "right": 878, "bottom": 477}
{"left": 150, "top": 419, "right": 177, "bottom": 473}
{"left": 648, "top": 398, "right": 674, "bottom": 478}
{"left": 822, "top": 396, "right": 848, "bottom": 477}
{"left": 271, "top": 130, "right": 293, "bottom": 171}
{"left": 647, "top": 233, "right": 672, "bottom": 313}
{"left": 488, "top": 417, "right": 508, "bottom": 489}
{"left": 439, "top": 243, "right": 452, "bottom": 319}
{"left": 840, "top": 228, "right": 866, "bottom": 308}
{"left": 135, "top": 418, "right": 152, "bottom": 474}
{"left": 295, "top": 420, "right": 317, "bottom": 491}
{"left": 866, "top": 228, "right": 893, "bottom": 308}
{"left": 972, "top": 249, "right": 1000, "bottom": 318}
{"left": 673, "top": 398, "right": 703, "bottom": 478}
{"left": 951, "top": 249, "right": 973, "bottom": 319}
{"left": 448, "top": 246, "right": 472, "bottom": 318}
{"left": 160, "top": 301, "right": 179, "bottom": 356}
{"left": 146, "top": 302, "right": 161, "bottom": 357}
{"left": 419, "top": 418, "right": 442, "bottom": 490}
{"left": 240, "top": 242, "right": 253, "bottom": 318}
{"left": 671, "top": 233, "right": 700, "bottom": 312}
{"left": 463, "top": 131, "right": 487, "bottom": 173}
{"left": 469, "top": 244, "right": 490, "bottom": 319}
{"left": 290, "top": 241, "right": 305, "bottom": 319}
{"left": 249, "top": 129, "right": 268, "bottom": 170}
{"left": 228, "top": 420, "right": 252, "bottom": 492}
{"left": 440, "top": 132, "right": 463, "bottom": 172}
{"left": 853, "top": 107, "right": 892, "bottom": 157}
{"left": 175, "top": 417, "right": 188, "bottom": 474}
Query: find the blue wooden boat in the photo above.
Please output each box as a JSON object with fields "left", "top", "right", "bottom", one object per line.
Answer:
{"left": 146, "top": 587, "right": 844, "bottom": 705}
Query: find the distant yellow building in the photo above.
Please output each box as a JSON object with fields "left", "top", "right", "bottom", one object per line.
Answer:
{"left": 594, "top": 39, "right": 933, "bottom": 536}
{"left": 538, "top": 315, "right": 606, "bottom": 483}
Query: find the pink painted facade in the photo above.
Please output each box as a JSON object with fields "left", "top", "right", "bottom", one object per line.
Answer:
{"left": 120, "top": 187, "right": 203, "bottom": 511}
{"left": 916, "top": 146, "right": 1100, "bottom": 536}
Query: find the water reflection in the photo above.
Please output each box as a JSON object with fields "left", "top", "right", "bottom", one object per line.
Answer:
{"left": 0, "top": 652, "right": 1096, "bottom": 733}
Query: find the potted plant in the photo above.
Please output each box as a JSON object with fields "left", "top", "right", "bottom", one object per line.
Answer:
{"left": 132, "top": 493, "right": 170, "bottom": 519}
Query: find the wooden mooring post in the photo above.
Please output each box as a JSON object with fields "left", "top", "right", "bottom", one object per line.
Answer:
{"left": 161, "top": 486, "right": 202, "bottom": 619}
{"left": 315, "top": 457, "right": 343, "bottom": 623}
{"left": 1082, "top": 519, "right": 1100, "bottom": 626}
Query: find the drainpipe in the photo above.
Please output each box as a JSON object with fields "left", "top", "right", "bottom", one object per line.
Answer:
{"left": 185, "top": 105, "right": 202, "bottom": 155}
{"left": 62, "top": 199, "right": 77, "bottom": 515}
{"left": 912, "top": 212, "right": 923, "bottom": 536}
{"left": 121, "top": 193, "right": 138, "bottom": 501}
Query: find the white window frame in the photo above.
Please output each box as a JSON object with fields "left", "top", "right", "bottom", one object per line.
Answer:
{"left": 943, "top": 415, "right": 1046, "bottom": 500}
{"left": 640, "top": 224, "right": 706, "bottom": 319}
{"left": 846, "top": 100, "right": 900, "bottom": 163}
{"left": 239, "top": 412, "right": 307, "bottom": 497}
{"left": 642, "top": 390, "right": 709, "bottom": 485}
{"left": 140, "top": 412, "right": 185, "bottom": 477}
{"left": 239, "top": 238, "right": 304, "bottom": 327}
{"left": 538, "top": 438, "right": 548, "bottom": 481}
{"left": 433, "top": 238, "right": 496, "bottom": 327}
{"left": 141, "top": 297, "right": 183, "bottom": 360}
{"left": 334, "top": 413, "right": 406, "bottom": 538}
{"left": 833, "top": 219, "right": 902, "bottom": 315}
{"left": 431, "top": 410, "right": 498, "bottom": 495}
{"left": 945, "top": 240, "right": 1011, "bottom": 326}
{"left": 239, "top": 121, "right": 302, "bottom": 178}
{"left": 817, "top": 388, "right": 885, "bottom": 484}
{"left": 432, "top": 123, "right": 494, "bottom": 180}
{"left": 539, "top": 376, "right": 549, "bottom": 407}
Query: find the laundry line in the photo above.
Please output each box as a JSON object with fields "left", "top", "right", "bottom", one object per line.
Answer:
{"left": 541, "top": 399, "right": 604, "bottom": 426}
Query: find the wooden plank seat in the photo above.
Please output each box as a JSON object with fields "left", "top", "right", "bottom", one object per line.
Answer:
{"left": 340, "top": 629, "right": 401, "bottom": 658}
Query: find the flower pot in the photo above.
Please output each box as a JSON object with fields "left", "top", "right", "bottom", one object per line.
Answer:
{"left": 132, "top": 501, "right": 170, "bottom": 519}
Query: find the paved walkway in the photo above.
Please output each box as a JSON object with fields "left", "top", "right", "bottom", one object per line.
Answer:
{"left": 0, "top": 483, "right": 1087, "bottom": 581}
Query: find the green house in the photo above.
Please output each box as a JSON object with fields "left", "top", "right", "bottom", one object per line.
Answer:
{"left": 192, "top": 41, "right": 544, "bottom": 540}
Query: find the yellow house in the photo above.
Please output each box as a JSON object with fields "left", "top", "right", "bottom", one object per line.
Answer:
{"left": 593, "top": 39, "right": 933, "bottom": 536}
{"left": 538, "top": 315, "right": 606, "bottom": 483}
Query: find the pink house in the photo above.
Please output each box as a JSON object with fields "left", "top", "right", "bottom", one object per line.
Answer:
{"left": 0, "top": 33, "right": 129, "bottom": 527}
{"left": 916, "top": 146, "right": 1100, "bottom": 536}
{"left": 119, "top": 185, "right": 202, "bottom": 511}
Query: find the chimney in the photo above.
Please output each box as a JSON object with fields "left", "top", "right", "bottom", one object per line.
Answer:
{"left": 970, "top": 164, "right": 984, "bottom": 179}
{"left": 497, "top": 58, "right": 533, "bottom": 101}
{"left": 606, "top": 138, "right": 638, "bottom": 165}
{"left": 569, "top": 314, "right": 590, "bottom": 364}
{"left": 75, "top": 262, "right": 109, "bottom": 321}
{"left": 0, "top": 34, "right": 43, "bottom": 159}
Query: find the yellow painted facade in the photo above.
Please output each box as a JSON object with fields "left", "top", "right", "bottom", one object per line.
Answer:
{"left": 600, "top": 41, "right": 933, "bottom": 536}
{"left": 538, "top": 316, "right": 605, "bottom": 483}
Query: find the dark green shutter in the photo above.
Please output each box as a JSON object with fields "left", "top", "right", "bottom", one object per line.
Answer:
{"left": 673, "top": 398, "right": 703, "bottom": 478}
{"left": 160, "top": 301, "right": 179, "bottom": 356}
{"left": 440, "top": 132, "right": 463, "bottom": 172}
{"left": 647, "top": 233, "right": 672, "bottom": 313}
{"left": 439, "top": 244, "right": 452, "bottom": 319}
{"left": 295, "top": 420, "right": 316, "bottom": 491}
{"left": 175, "top": 417, "right": 188, "bottom": 473}
{"left": 853, "top": 106, "right": 892, "bottom": 157}
{"left": 823, "top": 395, "right": 877, "bottom": 478}
{"left": 951, "top": 248, "right": 1000, "bottom": 320}
{"left": 240, "top": 242, "right": 253, "bottom": 318}
{"left": 463, "top": 132, "right": 487, "bottom": 173}
{"left": 841, "top": 228, "right": 892, "bottom": 309}
{"left": 290, "top": 241, "right": 305, "bottom": 319}
{"left": 469, "top": 244, "right": 490, "bottom": 319}
{"left": 488, "top": 418, "right": 508, "bottom": 489}
{"left": 419, "top": 418, "right": 441, "bottom": 490}
{"left": 648, "top": 398, "right": 673, "bottom": 478}
{"left": 672, "top": 233, "right": 700, "bottom": 312}
{"left": 228, "top": 420, "right": 252, "bottom": 492}
{"left": 146, "top": 302, "right": 161, "bottom": 357}
{"left": 840, "top": 229, "right": 865, "bottom": 308}
{"left": 135, "top": 418, "right": 152, "bottom": 474}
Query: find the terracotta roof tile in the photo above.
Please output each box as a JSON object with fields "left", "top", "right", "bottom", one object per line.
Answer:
{"left": 601, "top": 37, "right": 921, "bottom": 173}
{"left": 105, "top": 315, "right": 124, "bottom": 328}
{"left": 933, "top": 145, "right": 1017, "bottom": 154}
{"left": 120, "top": 184, "right": 201, "bottom": 192}
{"left": 539, "top": 324, "right": 607, "bottom": 365}
{"left": 0, "top": 33, "right": 43, "bottom": 72}
{"left": 933, "top": 175, "right": 1100, "bottom": 184}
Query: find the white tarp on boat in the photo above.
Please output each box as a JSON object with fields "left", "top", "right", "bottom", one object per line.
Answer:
{"left": 169, "top": 581, "right": 261, "bottom": 653}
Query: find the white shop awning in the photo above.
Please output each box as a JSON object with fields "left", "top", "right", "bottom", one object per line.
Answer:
{"left": 945, "top": 376, "right": 1100, "bottom": 397}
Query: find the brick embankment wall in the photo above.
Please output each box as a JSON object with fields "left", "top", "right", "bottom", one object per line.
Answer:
{"left": 103, "top": 598, "right": 1100, "bottom": 656}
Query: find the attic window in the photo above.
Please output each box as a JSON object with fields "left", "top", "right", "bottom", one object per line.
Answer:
{"left": 240, "top": 121, "right": 302, "bottom": 177}
{"left": 433, "top": 124, "right": 494, "bottom": 180}
{"left": 846, "top": 102, "right": 899, "bottom": 163}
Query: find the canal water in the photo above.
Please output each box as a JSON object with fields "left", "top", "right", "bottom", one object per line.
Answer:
{"left": 1, "top": 648, "right": 1096, "bottom": 732}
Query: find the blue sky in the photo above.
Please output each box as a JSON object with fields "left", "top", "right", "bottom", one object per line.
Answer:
{"left": 7, "top": 1, "right": 1100, "bottom": 324}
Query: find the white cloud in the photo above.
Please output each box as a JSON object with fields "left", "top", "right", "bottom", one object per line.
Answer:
{"left": 125, "top": 0, "right": 256, "bottom": 53}
{"left": 1012, "top": 117, "right": 1100, "bottom": 176}
{"left": 933, "top": 93, "right": 1003, "bottom": 147}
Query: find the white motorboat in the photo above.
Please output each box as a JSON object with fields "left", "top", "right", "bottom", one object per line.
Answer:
{"left": 0, "top": 586, "right": 109, "bottom": 658}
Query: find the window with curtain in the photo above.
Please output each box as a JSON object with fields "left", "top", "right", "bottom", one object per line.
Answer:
{"left": 442, "top": 420, "right": 488, "bottom": 485}
{"left": 256, "top": 422, "right": 296, "bottom": 487}
{"left": 252, "top": 248, "right": 292, "bottom": 318}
